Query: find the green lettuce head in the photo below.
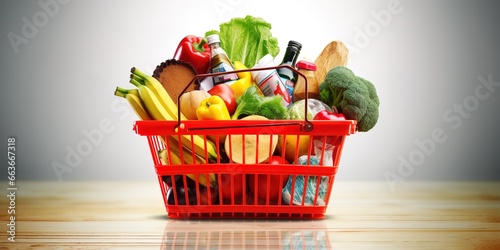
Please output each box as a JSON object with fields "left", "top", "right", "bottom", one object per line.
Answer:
{"left": 206, "top": 15, "right": 280, "bottom": 68}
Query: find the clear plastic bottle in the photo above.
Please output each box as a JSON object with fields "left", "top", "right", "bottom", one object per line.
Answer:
{"left": 207, "top": 34, "right": 238, "bottom": 85}
{"left": 251, "top": 54, "right": 291, "bottom": 107}
{"left": 277, "top": 40, "right": 302, "bottom": 98}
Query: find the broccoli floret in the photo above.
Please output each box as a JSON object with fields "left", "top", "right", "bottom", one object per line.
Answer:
{"left": 319, "top": 66, "right": 380, "bottom": 132}
{"left": 357, "top": 76, "right": 380, "bottom": 131}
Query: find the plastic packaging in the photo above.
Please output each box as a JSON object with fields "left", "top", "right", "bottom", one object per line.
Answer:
{"left": 287, "top": 99, "right": 332, "bottom": 120}
{"left": 282, "top": 155, "right": 330, "bottom": 206}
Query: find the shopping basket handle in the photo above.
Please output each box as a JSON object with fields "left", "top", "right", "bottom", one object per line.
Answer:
{"left": 176, "top": 65, "right": 314, "bottom": 132}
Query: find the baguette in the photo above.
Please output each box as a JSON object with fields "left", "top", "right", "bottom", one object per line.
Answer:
{"left": 314, "top": 41, "right": 349, "bottom": 84}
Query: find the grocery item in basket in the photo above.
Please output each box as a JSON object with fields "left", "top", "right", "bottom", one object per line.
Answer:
{"left": 229, "top": 61, "right": 255, "bottom": 99}
{"left": 231, "top": 85, "right": 287, "bottom": 120}
{"left": 219, "top": 173, "right": 244, "bottom": 202}
{"left": 276, "top": 134, "right": 311, "bottom": 164}
{"left": 319, "top": 66, "right": 380, "bottom": 132}
{"left": 248, "top": 155, "right": 289, "bottom": 201}
{"left": 179, "top": 90, "right": 211, "bottom": 120}
{"left": 207, "top": 83, "right": 236, "bottom": 115}
{"left": 158, "top": 137, "right": 217, "bottom": 188}
{"left": 205, "top": 15, "right": 280, "bottom": 69}
{"left": 314, "top": 40, "right": 349, "bottom": 84}
{"left": 282, "top": 155, "right": 329, "bottom": 206}
{"left": 114, "top": 87, "right": 152, "bottom": 121}
{"left": 312, "top": 110, "right": 345, "bottom": 166}
{"left": 166, "top": 176, "right": 197, "bottom": 205}
{"left": 166, "top": 180, "right": 218, "bottom": 206}
{"left": 207, "top": 34, "right": 239, "bottom": 85}
{"left": 312, "top": 139, "right": 334, "bottom": 166}
{"left": 251, "top": 54, "right": 291, "bottom": 107}
{"left": 153, "top": 59, "right": 199, "bottom": 105}
{"left": 196, "top": 95, "right": 231, "bottom": 121}
{"left": 287, "top": 99, "right": 332, "bottom": 121}
{"left": 224, "top": 115, "right": 278, "bottom": 164}
{"left": 172, "top": 35, "right": 211, "bottom": 76}
{"left": 277, "top": 40, "right": 302, "bottom": 98}
{"left": 196, "top": 95, "right": 230, "bottom": 143}
{"left": 293, "top": 60, "right": 319, "bottom": 102}
{"left": 276, "top": 99, "right": 332, "bottom": 163}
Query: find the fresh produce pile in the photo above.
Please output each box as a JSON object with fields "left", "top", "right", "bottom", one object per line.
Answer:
{"left": 115, "top": 15, "right": 380, "bottom": 206}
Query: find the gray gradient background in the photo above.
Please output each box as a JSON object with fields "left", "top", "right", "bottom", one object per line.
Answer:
{"left": 1, "top": 0, "right": 499, "bottom": 184}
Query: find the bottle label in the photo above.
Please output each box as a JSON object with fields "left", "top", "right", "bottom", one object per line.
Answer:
{"left": 211, "top": 54, "right": 238, "bottom": 85}
{"left": 211, "top": 62, "right": 238, "bottom": 85}
{"left": 280, "top": 77, "right": 295, "bottom": 99}
{"left": 257, "top": 72, "right": 291, "bottom": 107}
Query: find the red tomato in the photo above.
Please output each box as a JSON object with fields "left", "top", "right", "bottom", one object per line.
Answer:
{"left": 220, "top": 174, "right": 244, "bottom": 200}
{"left": 248, "top": 156, "right": 288, "bottom": 201}
{"left": 208, "top": 84, "right": 236, "bottom": 115}
{"left": 199, "top": 186, "right": 218, "bottom": 205}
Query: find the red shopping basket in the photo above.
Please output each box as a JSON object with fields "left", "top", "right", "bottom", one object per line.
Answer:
{"left": 133, "top": 66, "right": 357, "bottom": 219}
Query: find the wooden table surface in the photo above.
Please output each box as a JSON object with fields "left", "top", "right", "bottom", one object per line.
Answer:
{"left": 1, "top": 181, "right": 499, "bottom": 249}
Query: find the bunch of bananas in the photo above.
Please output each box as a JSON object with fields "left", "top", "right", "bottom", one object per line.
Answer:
{"left": 114, "top": 67, "right": 217, "bottom": 188}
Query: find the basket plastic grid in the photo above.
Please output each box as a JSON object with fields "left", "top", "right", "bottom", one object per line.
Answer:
{"left": 134, "top": 118, "right": 356, "bottom": 219}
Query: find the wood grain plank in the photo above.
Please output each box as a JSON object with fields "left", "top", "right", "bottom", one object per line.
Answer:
{"left": 0, "top": 181, "right": 498, "bottom": 249}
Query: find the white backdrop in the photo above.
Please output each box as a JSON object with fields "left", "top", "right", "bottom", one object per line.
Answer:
{"left": 1, "top": 0, "right": 499, "bottom": 188}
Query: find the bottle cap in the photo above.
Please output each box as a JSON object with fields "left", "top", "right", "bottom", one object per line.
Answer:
{"left": 288, "top": 40, "right": 302, "bottom": 51}
{"left": 296, "top": 60, "right": 317, "bottom": 71}
{"left": 206, "top": 34, "right": 220, "bottom": 44}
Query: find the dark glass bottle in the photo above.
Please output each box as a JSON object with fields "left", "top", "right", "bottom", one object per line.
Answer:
{"left": 277, "top": 40, "right": 302, "bottom": 98}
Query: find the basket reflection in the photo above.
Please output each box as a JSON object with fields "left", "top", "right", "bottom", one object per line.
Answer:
{"left": 161, "top": 220, "right": 332, "bottom": 249}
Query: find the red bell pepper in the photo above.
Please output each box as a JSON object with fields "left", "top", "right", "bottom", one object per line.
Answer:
{"left": 208, "top": 84, "right": 236, "bottom": 115}
{"left": 173, "top": 35, "right": 211, "bottom": 75}
{"left": 313, "top": 110, "right": 345, "bottom": 145}
{"left": 314, "top": 110, "right": 346, "bottom": 121}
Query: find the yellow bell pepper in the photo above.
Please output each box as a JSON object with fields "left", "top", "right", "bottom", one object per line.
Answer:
{"left": 230, "top": 61, "right": 255, "bottom": 99}
{"left": 196, "top": 95, "right": 231, "bottom": 120}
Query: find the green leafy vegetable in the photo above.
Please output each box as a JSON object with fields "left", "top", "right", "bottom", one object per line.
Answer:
{"left": 205, "top": 15, "right": 280, "bottom": 68}
{"left": 258, "top": 95, "right": 288, "bottom": 120}
{"left": 232, "top": 86, "right": 287, "bottom": 120}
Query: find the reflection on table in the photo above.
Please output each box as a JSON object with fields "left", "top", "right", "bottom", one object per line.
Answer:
{"left": 161, "top": 219, "right": 331, "bottom": 249}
